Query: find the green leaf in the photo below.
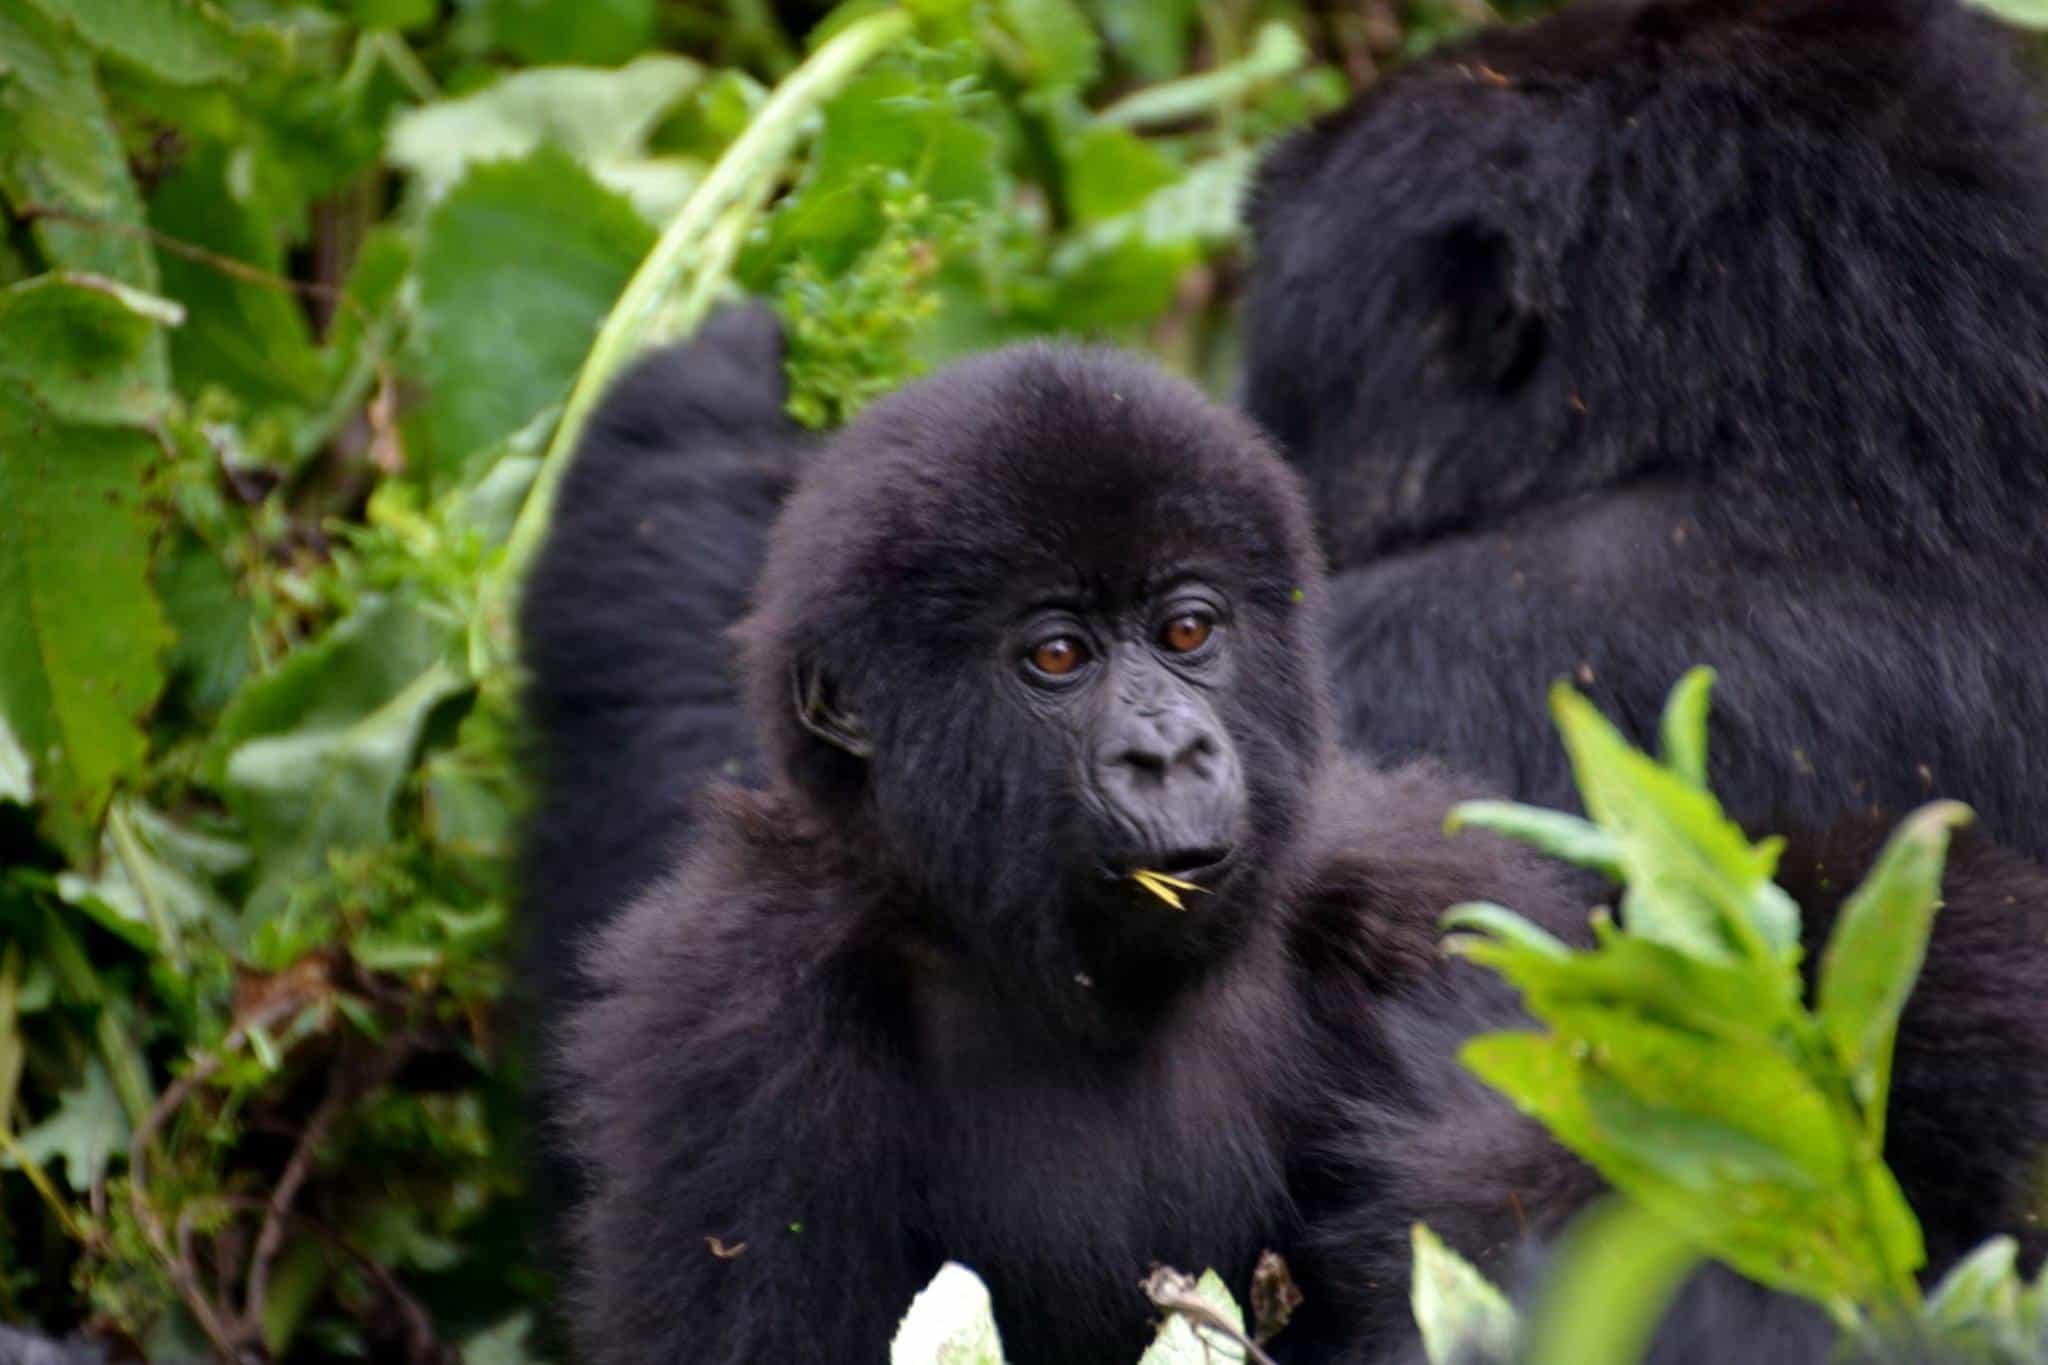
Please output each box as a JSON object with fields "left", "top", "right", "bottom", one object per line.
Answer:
{"left": 1657, "top": 666, "right": 1715, "bottom": 788}
{"left": 997, "top": 0, "right": 1100, "bottom": 91}
{"left": 892, "top": 1262, "right": 1008, "bottom": 1365}
{"left": 20, "top": 0, "right": 244, "bottom": 85}
{"left": 1449, "top": 801, "right": 1621, "bottom": 878}
{"left": 149, "top": 143, "right": 327, "bottom": 417}
{"left": 0, "top": 4, "right": 166, "bottom": 379}
{"left": 1083, "top": 0, "right": 1196, "bottom": 80}
{"left": 1411, "top": 1223, "right": 1519, "bottom": 1365}
{"left": 480, "top": 0, "right": 656, "bottom": 66}
{"left": 1817, "top": 800, "right": 1971, "bottom": 1131}
{"left": 218, "top": 596, "right": 467, "bottom": 921}
{"left": 0, "top": 272, "right": 180, "bottom": 422}
{"left": 1520, "top": 1198, "right": 1701, "bottom": 1365}
{"left": 416, "top": 147, "right": 654, "bottom": 481}
{"left": 0, "top": 382, "right": 170, "bottom": 861}
{"left": 0, "top": 711, "right": 31, "bottom": 805}
{"left": 1137, "top": 1268, "right": 1246, "bottom": 1365}
{"left": 463, "top": 1312, "right": 542, "bottom": 1365}
{"left": 12, "top": 1058, "right": 128, "bottom": 1190}
{"left": 1923, "top": 1235, "right": 2020, "bottom": 1335}
{"left": 387, "top": 55, "right": 703, "bottom": 218}
{"left": 1966, "top": 0, "right": 2048, "bottom": 29}
{"left": 157, "top": 530, "right": 254, "bottom": 719}
{"left": 1062, "top": 125, "right": 1179, "bottom": 224}
{"left": 56, "top": 799, "right": 243, "bottom": 956}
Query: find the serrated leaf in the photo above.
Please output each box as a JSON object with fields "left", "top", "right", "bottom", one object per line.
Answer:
{"left": 416, "top": 147, "right": 654, "bottom": 481}
{"left": 218, "top": 596, "right": 467, "bottom": 921}
{"left": 0, "top": 382, "right": 170, "bottom": 861}
{"left": 21, "top": 0, "right": 243, "bottom": 85}
{"left": 1138, "top": 1269, "right": 1246, "bottom": 1365}
{"left": 1817, "top": 801, "right": 1971, "bottom": 1131}
{"left": 12, "top": 1058, "right": 128, "bottom": 1190}
{"left": 387, "top": 54, "right": 703, "bottom": 217}
{"left": 892, "top": 1262, "right": 1007, "bottom": 1365}
{"left": 0, "top": 273, "right": 179, "bottom": 422}
{"left": 1412, "top": 1224, "right": 1518, "bottom": 1365}
{"left": 0, "top": 4, "right": 166, "bottom": 378}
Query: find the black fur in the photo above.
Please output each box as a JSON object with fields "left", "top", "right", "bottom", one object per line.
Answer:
{"left": 539, "top": 341, "right": 2048, "bottom": 1364}
{"left": 1242, "top": 0, "right": 2048, "bottom": 855}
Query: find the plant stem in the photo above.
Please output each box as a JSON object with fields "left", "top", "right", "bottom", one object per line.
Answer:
{"left": 1095, "top": 21, "right": 1307, "bottom": 131}
{"left": 491, "top": 6, "right": 915, "bottom": 622}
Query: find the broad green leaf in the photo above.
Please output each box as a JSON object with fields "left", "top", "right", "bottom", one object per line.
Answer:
{"left": 21, "top": 0, "right": 244, "bottom": 84}
{"left": 1062, "top": 125, "right": 1179, "bottom": 224}
{"left": 1657, "top": 666, "right": 1715, "bottom": 789}
{"left": 1084, "top": 0, "right": 1196, "bottom": 80}
{"left": 998, "top": 0, "right": 1100, "bottom": 91}
{"left": 1520, "top": 1198, "right": 1700, "bottom": 1365}
{"left": 416, "top": 148, "right": 653, "bottom": 481}
{"left": 0, "top": 272, "right": 180, "bottom": 422}
{"left": 1137, "top": 1268, "right": 1246, "bottom": 1365}
{"left": 218, "top": 596, "right": 466, "bottom": 920}
{"left": 892, "top": 1262, "right": 1007, "bottom": 1365}
{"left": 56, "top": 799, "right": 243, "bottom": 956}
{"left": 0, "top": 4, "right": 166, "bottom": 377}
{"left": 149, "top": 144, "right": 327, "bottom": 417}
{"left": 1412, "top": 1224, "right": 1518, "bottom": 1365}
{"left": 1448, "top": 801, "right": 1621, "bottom": 877}
{"left": 12, "top": 1059, "right": 128, "bottom": 1190}
{"left": 480, "top": 0, "right": 656, "bottom": 66}
{"left": 1816, "top": 801, "right": 1971, "bottom": 1128}
{"left": 0, "top": 382, "right": 170, "bottom": 861}
{"left": 387, "top": 55, "right": 704, "bottom": 217}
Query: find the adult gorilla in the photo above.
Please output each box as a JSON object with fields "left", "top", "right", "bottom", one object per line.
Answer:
{"left": 547, "top": 342, "right": 2048, "bottom": 1365}
{"left": 1242, "top": 0, "right": 2048, "bottom": 855}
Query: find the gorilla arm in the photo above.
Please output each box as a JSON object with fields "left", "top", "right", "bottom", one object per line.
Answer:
{"left": 561, "top": 789, "right": 933, "bottom": 1365}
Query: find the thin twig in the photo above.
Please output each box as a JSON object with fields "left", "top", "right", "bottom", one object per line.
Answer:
{"left": 242, "top": 1068, "right": 348, "bottom": 1330}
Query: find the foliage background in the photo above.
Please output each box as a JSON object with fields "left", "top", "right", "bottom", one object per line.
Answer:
{"left": 1, "top": 0, "right": 2039, "bottom": 1361}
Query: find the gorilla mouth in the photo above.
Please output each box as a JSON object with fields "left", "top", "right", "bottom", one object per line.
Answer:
{"left": 1155, "top": 847, "right": 1235, "bottom": 882}
{"left": 1112, "top": 848, "right": 1238, "bottom": 908}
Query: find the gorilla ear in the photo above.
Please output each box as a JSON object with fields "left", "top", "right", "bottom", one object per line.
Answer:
{"left": 1427, "top": 220, "right": 1547, "bottom": 394}
{"left": 792, "top": 661, "right": 873, "bottom": 760}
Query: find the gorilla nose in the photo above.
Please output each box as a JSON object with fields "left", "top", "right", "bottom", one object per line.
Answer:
{"left": 1109, "top": 721, "right": 1219, "bottom": 780}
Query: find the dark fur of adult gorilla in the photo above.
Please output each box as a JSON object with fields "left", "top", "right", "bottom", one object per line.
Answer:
{"left": 1242, "top": 0, "right": 2048, "bottom": 859}
{"left": 547, "top": 340, "right": 2048, "bottom": 1365}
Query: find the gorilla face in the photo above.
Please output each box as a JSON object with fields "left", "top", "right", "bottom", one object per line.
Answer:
{"left": 736, "top": 346, "right": 1330, "bottom": 1012}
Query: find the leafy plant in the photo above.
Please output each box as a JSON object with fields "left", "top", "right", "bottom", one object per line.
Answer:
{"left": 1415, "top": 670, "right": 2048, "bottom": 1365}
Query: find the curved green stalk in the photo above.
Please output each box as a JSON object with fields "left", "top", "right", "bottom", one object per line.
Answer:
{"left": 490, "top": 6, "right": 916, "bottom": 621}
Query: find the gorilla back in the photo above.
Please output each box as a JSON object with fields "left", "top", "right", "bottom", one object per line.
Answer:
{"left": 1243, "top": 0, "right": 2048, "bottom": 854}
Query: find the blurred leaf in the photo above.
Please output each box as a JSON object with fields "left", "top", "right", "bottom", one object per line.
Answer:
{"left": 1062, "top": 125, "right": 1177, "bottom": 224}
{"left": 387, "top": 54, "right": 703, "bottom": 217}
{"left": 156, "top": 531, "right": 255, "bottom": 719}
{"left": 1968, "top": 0, "right": 2048, "bottom": 28}
{"left": 13, "top": 1060, "right": 128, "bottom": 1191}
{"left": 1137, "top": 1268, "right": 1246, "bottom": 1365}
{"left": 149, "top": 143, "right": 327, "bottom": 417}
{"left": 21, "top": 0, "right": 245, "bottom": 84}
{"left": 56, "top": 799, "right": 243, "bottom": 955}
{"left": 1816, "top": 800, "right": 1972, "bottom": 1133}
{"left": 0, "top": 4, "right": 166, "bottom": 376}
{"left": 218, "top": 596, "right": 466, "bottom": 920}
{"left": 1658, "top": 666, "right": 1715, "bottom": 789}
{"left": 0, "top": 383, "right": 170, "bottom": 862}
{"left": 891, "top": 1262, "right": 1007, "bottom": 1365}
{"left": 463, "top": 1312, "right": 542, "bottom": 1365}
{"left": 416, "top": 147, "right": 653, "bottom": 481}
{"left": 0, "top": 272, "right": 179, "bottom": 423}
{"left": 1449, "top": 801, "right": 1621, "bottom": 878}
{"left": 1412, "top": 1223, "right": 1518, "bottom": 1365}
{"left": 1924, "top": 1236, "right": 2020, "bottom": 1335}
{"left": 1083, "top": 0, "right": 1195, "bottom": 80}
{"left": 1519, "top": 1198, "right": 1700, "bottom": 1365}
{"left": 0, "top": 712, "right": 32, "bottom": 805}
{"left": 997, "top": 0, "right": 1099, "bottom": 91}
{"left": 479, "top": 0, "right": 656, "bottom": 66}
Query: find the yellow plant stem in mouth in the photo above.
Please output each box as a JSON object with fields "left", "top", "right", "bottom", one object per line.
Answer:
{"left": 1130, "top": 869, "right": 1208, "bottom": 910}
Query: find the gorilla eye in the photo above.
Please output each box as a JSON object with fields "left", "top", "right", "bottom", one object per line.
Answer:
{"left": 1160, "top": 613, "right": 1215, "bottom": 655}
{"left": 1028, "top": 636, "right": 1090, "bottom": 678}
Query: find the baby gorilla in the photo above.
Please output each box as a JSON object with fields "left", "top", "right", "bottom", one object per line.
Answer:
{"left": 553, "top": 344, "right": 2048, "bottom": 1365}
{"left": 558, "top": 345, "right": 1588, "bottom": 1362}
